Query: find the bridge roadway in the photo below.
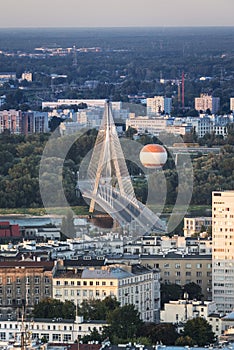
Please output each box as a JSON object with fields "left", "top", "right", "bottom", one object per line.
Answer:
{"left": 79, "top": 179, "right": 166, "bottom": 236}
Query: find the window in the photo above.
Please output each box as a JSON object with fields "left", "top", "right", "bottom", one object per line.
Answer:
{"left": 186, "top": 272, "right": 191, "bottom": 276}
{"left": 102, "top": 281, "right": 106, "bottom": 286}
{"left": 196, "top": 264, "right": 202, "bottom": 268}
{"left": 64, "top": 281, "right": 68, "bottom": 286}
{"left": 196, "top": 272, "right": 202, "bottom": 277}
{"left": 56, "top": 281, "right": 60, "bottom": 286}
{"left": 63, "top": 334, "right": 71, "bottom": 342}
{"left": 34, "top": 277, "right": 40, "bottom": 284}
{"left": 52, "top": 334, "right": 61, "bottom": 341}
{"left": 35, "top": 288, "right": 39, "bottom": 295}
{"left": 83, "top": 281, "right": 87, "bottom": 286}
{"left": 16, "top": 287, "right": 21, "bottom": 295}
{"left": 90, "top": 281, "right": 93, "bottom": 286}
{"left": 41, "top": 334, "right": 49, "bottom": 341}
{"left": 7, "top": 277, "right": 11, "bottom": 284}
{"left": 175, "top": 264, "right": 181, "bottom": 269}
{"left": 16, "top": 277, "right": 21, "bottom": 284}
{"left": 77, "top": 281, "right": 81, "bottom": 286}
{"left": 0, "top": 333, "right": 6, "bottom": 340}
{"left": 44, "top": 277, "right": 50, "bottom": 284}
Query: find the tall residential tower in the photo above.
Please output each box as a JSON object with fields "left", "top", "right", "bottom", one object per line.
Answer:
{"left": 212, "top": 191, "right": 234, "bottom": 313}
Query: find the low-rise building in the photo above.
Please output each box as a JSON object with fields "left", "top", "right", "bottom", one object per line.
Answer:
{"left": 0, "top": 316, "right": 106, "bottom": 344}
{"left": 183, "top": 217, "right": 212, "bottom": 237}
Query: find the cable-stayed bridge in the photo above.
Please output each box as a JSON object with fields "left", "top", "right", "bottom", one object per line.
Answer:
{"left": 78, "top": 101, "right": 166, "bottom": 236}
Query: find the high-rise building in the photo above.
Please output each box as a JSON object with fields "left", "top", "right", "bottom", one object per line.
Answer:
{"left": 230, "top": 98, "right": 234, "bottom": 112}
{"left": 147, "top": 96, "right": 172, "bottom": 115}
{"left": 195, "top": 94, "right": 220, "bottom": 114}
{"left": 0, "top": 110, "right": 21, "bottom": 134}
{"left": 212, "top": 191, "right": 234, "bottom": 313}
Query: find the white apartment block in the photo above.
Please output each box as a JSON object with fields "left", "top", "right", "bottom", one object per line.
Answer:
{"left": 147, "top": 96, "right": 172, "bottom": 115}
{"left": 195, "top": 94, "right": 220, "bottom": 114}
{"left": 161, "top": 300, "right": 221, "bottom": 337}
{"left": 212, "top": 191, "right": 234, "bottom": 313}
{"left": 161, "top": 299, "right": 216, "bottom": 322}
{"left": 53, "top": 263, "right": 160, "bottom": 323}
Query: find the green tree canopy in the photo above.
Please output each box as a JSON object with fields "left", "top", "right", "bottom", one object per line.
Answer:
{"left": 183, "top": 282, "right": 203, "bottom": 300}
{"left": 183, "top": 317, "right": 215, "bottom": 346}
{"left": 103, "top": 304, "right": 143, "bottom": 343}
{"left": 32, "top": 298, "right": 76, "bottom": 319}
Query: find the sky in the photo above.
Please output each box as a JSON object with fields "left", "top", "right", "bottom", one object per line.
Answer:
{"left": 0, "top": 0, "right": 233, "bottom": 28}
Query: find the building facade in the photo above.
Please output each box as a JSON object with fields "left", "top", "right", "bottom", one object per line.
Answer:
{"left": 140, "top": 253, "right": 212, "bottom": 300}
{"left": 183, "top": 217, "right": 212, "bottom": 237}
{"left": 195, "top": 94, "right": 220, "bottom": 114}
{"left": 53, "top": 262, "right": 160, "bottom": 323}
{"left": 147, "top": 96, "right": 172, "bottom": 115}
{"left": 0, "top": 261, "right": 54, "bottom": 319}
{"left": 212, "top": 191, "right": 234, "bottom": 313}
{"left": 0, "top": 316, "right": 106, "bottom": 344}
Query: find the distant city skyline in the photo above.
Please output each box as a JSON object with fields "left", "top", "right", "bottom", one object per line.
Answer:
{"left": 0, "top": 0, "right": 233, "bottom": 28}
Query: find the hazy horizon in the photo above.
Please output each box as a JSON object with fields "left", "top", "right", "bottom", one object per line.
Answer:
{"left": 0, "top": 0, "right": 233, "bottom": 28}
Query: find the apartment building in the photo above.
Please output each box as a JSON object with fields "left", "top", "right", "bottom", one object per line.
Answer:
{"left": 140, "top": 252, "right": 212, "bottom": 300}
{"left": 230, "top": 98, "right": 234, "bottom": 112}
{"left": 0, "top": 110, "right": 48, "bottom": 134}
{"left": 195, "top": 94, "right": 220, "bottom": 114}
{"left": 0, "top": 110, "right": 21, "bottom": 134}
{"left": 52, "top": 262, "right": 160, "bottom": 323}
{"left": 212, "top": 191, "right": 234, "bottom": 313}
{"left": 0, "top": 261, "right": 54, "bottom": 319}
{"left": 147, "top": 96, "right": 172, "bottom": 115}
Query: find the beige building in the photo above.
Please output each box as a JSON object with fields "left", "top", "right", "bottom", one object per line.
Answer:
{"left": 183, "top": 217, "right": 212, "bottom": 237}
{"left": 147, "top": 96, "right": 172, "bottom": 115}
{"left": 52, "top": 262, "right": 160, "bottom": 323}
{"left": 140, "top": 252, "right": 212, "bottom": 300}
{"left": 230, "top": 98, "right": 234, "bottom": 112}
{"left": 195, "top": 94, "right": 220, "bottom": 114}
{"left": 212, "top": 191, "right": 234, "bottom": 313}
{"left": 21, "top": 72, "right": 33, "bottom": 82}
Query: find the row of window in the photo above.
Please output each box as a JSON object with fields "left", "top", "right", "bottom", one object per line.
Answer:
{"left": 0, "top": 287, "right": 50, "bottom": 295}
{"left": 0, "top": 277, "right": 50, "bottom": 284}
{"left": 164, "top": 271, "right": 210, "bottom": 277}
{"left": 56, "top": 280, "right": 113, "bottom": 286}
{"left": 163, "top": 263, "right": 208, "bottom": 268}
